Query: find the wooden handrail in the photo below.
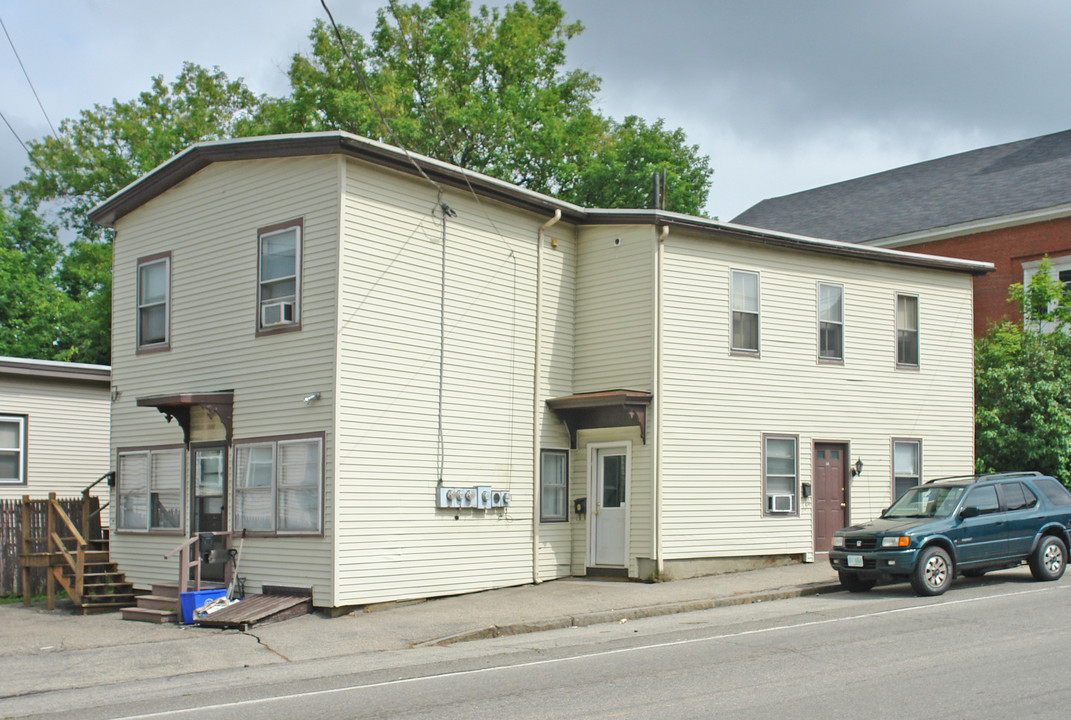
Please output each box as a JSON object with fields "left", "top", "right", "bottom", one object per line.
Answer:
{"left": 49, "top": 498, "right": 86, "bottom": 547}
{"left": 164, "top": 535, "right": 199, "bottom": 560}
{"left": 51, "top": 531, "right": 77, "bottom": 572}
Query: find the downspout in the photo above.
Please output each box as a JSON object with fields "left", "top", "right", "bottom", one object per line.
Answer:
{"left": 533, "top": 208, "right": 561, "bottom": 585}
{"left": 654, "top": 224, "right": 668, "bottom": 577}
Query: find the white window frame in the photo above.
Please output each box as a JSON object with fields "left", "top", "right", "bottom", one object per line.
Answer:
{"left": 540, "top": 449, "right": 569, "bottom": 523}
{"left": 817, "top": 282, "right": 844, "bottom": 362}
{"left": 257, "top": 220, "right": 302, "bottom": 334}
{"left": 136, "top": 254, "right": 170, "bottom": 351}
{"left": 895, "top": 293, "right": 919, "bottom": 368}
{"left": 892, "top": 439, "right": 921, "bottom": 501}
{"left": 762, "top": 434, "right": 798, "bottom": 516}
{"left": 0, "top": 414, "right": 27, "bottom": 484}
{"left": 116, "top": 447, "right": 185, "bottom": 533}
{"left": 731, "top": 269, "right": 760, "bottom": 354}
{"left": 1022, "top": 256, "right": 1071, "bottom": 333}
{"left": 233, "top": 435, "right": 322, "bottom": 535}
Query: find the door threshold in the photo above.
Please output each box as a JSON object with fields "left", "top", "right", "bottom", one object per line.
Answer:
{"left": 585, "top": 566, "right": 629, "bottom": 579}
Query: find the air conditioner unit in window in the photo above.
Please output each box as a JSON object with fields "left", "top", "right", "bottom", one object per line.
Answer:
{"left": 768, "top": 494, "right": 794, "bottom": 513}
{"left": 261, "top": 300, "right": 295, "bottom": 327}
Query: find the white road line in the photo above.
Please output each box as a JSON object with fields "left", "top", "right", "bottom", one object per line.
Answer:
{"left": 110, "top": 584, "right": 1063, "bottom": 720}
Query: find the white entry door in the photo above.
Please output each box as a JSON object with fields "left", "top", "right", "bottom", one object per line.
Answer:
{"left": 590, "top": 444, "right": 630, "bottom": 568}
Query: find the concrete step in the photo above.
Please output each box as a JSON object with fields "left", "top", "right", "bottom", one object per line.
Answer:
{"left": 121, "top": 607, "right": 177, "bottom": 624}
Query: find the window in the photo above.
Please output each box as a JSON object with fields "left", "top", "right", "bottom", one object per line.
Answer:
{"left": 964, "top": 485, "right": 1000, "bottom": 515}
{"left": 116, "top": 447, "right": 184, "bottom": 532}
{"left": 1000, "top": 482, "right": 1037, "bottom": 512}
{"left": 257, "top": 220, "right": 302, "bottom": 333}
{"left": 137, "top": 254, "right": 170, "bottom": 351}
{"left": 1033, "top": 477, "right": 1071, "bottom": 507}
{"left": 731, "top": 269, "right": 760, "bottom": 353}
{"left": 234, "top": 435, "right": 322, "bottom": 534}
{"left": 763, "top": 435, "right": 797, "bottom": 515}
{"left": 892, "top": 440, "right": 921, "bottom": 500}
{"left": 896, "top": 293, "right": 919, "bottom": 367}
{"left": 1022, "top": 256, "right": 1071, "bottom": 333}
{"left": 818, "top": 282, "right": 844, "bottom": 361}
{"left": 0, "top": 415, "right": 27, "bottom": 484}
{"left": 540, "top": 449, "right": 568, "bottom": 522}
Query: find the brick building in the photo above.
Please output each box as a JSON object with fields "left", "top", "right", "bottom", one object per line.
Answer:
{"left": 733, "top": 129, "right": 1071, "bottom": 336}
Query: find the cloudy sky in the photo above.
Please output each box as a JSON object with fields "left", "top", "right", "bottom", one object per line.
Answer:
{"left": 1, "top": 0, "right": 1069, "bottom": 220}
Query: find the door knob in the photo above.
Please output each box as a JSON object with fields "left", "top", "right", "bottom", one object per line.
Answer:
{"left": 840, "top": 503, "right": 846, "bottom": 508}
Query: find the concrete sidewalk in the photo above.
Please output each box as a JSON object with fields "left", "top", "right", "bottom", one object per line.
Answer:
{"left": 0, "top": 561, "right": 840, "bottom": 699}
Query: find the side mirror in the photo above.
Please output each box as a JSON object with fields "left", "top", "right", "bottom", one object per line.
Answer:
{"left": 959, "top": 506, "right": 981, "bottom": 520}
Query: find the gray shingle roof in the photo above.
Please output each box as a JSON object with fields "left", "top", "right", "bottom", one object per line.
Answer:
{"left": 732, "top": 129, "right": 1071, "bottom": 243}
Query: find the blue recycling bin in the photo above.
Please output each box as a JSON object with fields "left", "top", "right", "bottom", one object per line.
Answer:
{"left": 179, "top": 588, "right": 228, "bottom": 624}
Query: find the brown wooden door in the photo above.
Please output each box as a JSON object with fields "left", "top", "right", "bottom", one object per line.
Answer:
{"left": 813, "top": 443, "right": 847, "bottom": 553}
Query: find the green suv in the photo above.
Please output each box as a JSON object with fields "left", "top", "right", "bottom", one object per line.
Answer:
{"left": 830, "top": 472, "right": 1071, "bottom": 596}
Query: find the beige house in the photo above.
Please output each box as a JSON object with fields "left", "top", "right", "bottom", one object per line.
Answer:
{"left": 0, "top": 357, "right": 111, "bottom": 518}
{"left": 89, "top": 132, "right": 991, "bottom": 608}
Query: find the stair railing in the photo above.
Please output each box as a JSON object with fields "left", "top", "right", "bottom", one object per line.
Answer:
{"left": 44, "top": 492, "right": 87, "bottom": 607}
{"left": 80, "top": 471, "right": 113, "bottom": 543}
{"left": 164, "top": 531, "right": 232, "bottom": 596}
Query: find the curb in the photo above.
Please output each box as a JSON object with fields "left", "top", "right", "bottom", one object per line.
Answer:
{"left": 414, "top": 581, "right": 842, "bottom": 647}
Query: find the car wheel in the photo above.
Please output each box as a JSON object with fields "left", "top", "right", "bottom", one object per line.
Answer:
{"left": 911, "top": 546, "right": 953, "bottom": 596}
{"left": 839, "top": 571, "right": 876, "bottom": 593}
{"left": 1029, "top": 535, "right": 1067, "bottom": 582}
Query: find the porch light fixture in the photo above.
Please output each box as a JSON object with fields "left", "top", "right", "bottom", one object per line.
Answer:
{"left": 850, "top": 458, "right": 864, "bottom": 478}
{"left": 303, "top": 392, "right": 321, "bottom": 405}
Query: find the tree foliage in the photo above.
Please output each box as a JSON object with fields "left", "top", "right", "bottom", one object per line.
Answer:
{"left": 975, "top": 257, "right": 1071, "bottom": 486}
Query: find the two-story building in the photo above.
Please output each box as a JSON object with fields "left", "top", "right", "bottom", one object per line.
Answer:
{"left": 89, "top": 132, "right": 991, "bottom": 609}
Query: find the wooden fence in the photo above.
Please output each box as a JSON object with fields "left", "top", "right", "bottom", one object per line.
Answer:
{"left": 0, "top": 496, "right": 101, "bottom": 597}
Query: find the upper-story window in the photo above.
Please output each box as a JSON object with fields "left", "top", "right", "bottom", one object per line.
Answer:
{"left": 895, "top": 293, "right": 919, "bottom": 368}
{"left": 257, "top": 219, "right": 303, "bottom": 334}
{"left": 137, "top": 253, "right": 170, "bottom": 352}
{"left": 818, "top": 282, "right": 844, "bottom": 362}
{"left": 0, "top": 414, "right": 27, "bottom": 484}
{"left": 731, "top": 269, "right": 760, "bottom": 354}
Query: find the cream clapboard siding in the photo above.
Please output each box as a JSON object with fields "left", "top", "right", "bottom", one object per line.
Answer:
{"left": 109, "top": 157, "right": 340, "bottom": 604}
{"left": 659, "top": 229, "right": 976, "bottom": 559}
{"left": 0, "top": 375, "right": 110, "bottom": 518}
{"left": 569, "top": 427, "right": 651, "bottom": 576}
{"left": 536, "top": 224, "right": 577, "bottom": 581}
{"left": 334, "top": 159, "right": 572, "bottom": 603}
{"left": 574, "top": 226, "right": 655, "bottom": 392}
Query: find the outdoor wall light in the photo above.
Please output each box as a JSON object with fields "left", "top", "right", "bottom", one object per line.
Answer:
{"left": 850, "top": 458, "right": 864, "bottom": 478}
{"left": 303, "top": 392, "right": 322, "bottom": 405}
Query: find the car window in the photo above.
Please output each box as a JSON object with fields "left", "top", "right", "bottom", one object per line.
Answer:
{"left": 1033, "top": 477, "right": 1071, "bottom": 507}
{"left": 1001, "top": 482, "right": 1037, "bottom": 511}
{"left": 885, "top": 485, "right": 964, "bottom": 518}
{"left": 964, "top": 485, "right": 1000, "bottom": 515}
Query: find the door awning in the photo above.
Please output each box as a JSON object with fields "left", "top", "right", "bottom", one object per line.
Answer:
{"left": 136, "top": 392, "right": 234, "bottom": 445}
{"left": 545, "top": 390, "right": 652, "bottom": 448}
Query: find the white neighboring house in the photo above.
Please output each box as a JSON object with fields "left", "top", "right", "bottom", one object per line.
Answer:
{"left": 88, "top": 132, "right": 992, "bottom": 609}
{"left": 0, "top": 356, "right": 111, "bottom": 520}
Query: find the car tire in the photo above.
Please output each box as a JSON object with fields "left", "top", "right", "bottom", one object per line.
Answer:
{"left": 839, "top": 571, "right": 877, "bottom": 593}
{"left": 911, "top": 546, "right": 953, "bottom": 596}
{"left": 1029, "top": 535, "right": 1067, "bottom": 582}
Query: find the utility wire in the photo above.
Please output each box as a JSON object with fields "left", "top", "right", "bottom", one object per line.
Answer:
{"left": 0, "top": 13, "right": 58, "bottom": 139}
{"left": 0, "top": 106, "right": 29, "bottom": 155}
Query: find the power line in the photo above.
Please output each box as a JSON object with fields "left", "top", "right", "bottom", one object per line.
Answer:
{"left": 0, "top": 106, "right": 29, "bottom": 155}
{"left": 0, "top": 12, "right": 58, "bottom": 139}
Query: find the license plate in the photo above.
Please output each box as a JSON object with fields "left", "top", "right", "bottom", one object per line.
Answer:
{"left": 848, "top": 555, "right": 863, "bottom": 568}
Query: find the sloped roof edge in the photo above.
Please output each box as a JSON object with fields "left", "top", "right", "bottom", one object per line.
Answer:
{"left": 0, "top": 356, "right": 110, "bottom": 383}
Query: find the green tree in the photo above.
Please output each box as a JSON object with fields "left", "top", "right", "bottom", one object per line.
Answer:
{"left": 258, "top": 0, "right": 711, "bottom": 211}
{"left": 0, "top": 204, "right": 67, "bottom": 359}
{"left": 975, "top": 257, "right": 1071, "bottom": 485}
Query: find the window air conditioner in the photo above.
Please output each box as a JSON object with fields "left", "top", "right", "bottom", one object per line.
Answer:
{"left": 261, "top": 300, "right": 295, "bottom": 327}
{"left": 768, "top": 494, "right": 794, "bottom": 513}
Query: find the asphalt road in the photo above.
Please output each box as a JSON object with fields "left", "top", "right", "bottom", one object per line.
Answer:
{"left": 8, "top": 570, "right": 1071, "bottom": 719}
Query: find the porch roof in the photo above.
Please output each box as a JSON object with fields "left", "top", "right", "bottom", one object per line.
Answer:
{"left": 545, "top": 390, "right": 652, "bottom": 449}
{"left": 136, "top": 392, "right": 234, "bottom": 445}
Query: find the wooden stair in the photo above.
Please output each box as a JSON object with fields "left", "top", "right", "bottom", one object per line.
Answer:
{"left": 121, "top": 583, "right": 180, "bottom": 624}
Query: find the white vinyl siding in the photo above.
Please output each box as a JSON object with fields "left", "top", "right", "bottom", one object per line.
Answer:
{"left": 0, "top": 374, "right": 110, "bottom": 516}
{"left": 659, "top": 228, "right": 975, "bottom": 560}
{"left": 109, "top": 156, "right": 338, "bottom": 602}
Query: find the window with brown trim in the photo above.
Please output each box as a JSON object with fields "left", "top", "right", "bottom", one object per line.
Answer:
{"left": 896, "top": 293, "right": 919, "bottom": 367}
{"left": 234, "top": 434, "right": 322, "bottom": 534}
{"left": 731, "top": 269, "right": 760, "bottom": 354}
{"left": 137, "top": 253, "right": 171, "bottom": 351}
{"left": 116, "top": 447, "right": 185, "bottom": 532}
{"left": 0, "top": 414, "right": 27, "bottom": 484}
{"left": 818, "top": 282, "right": 844, "bottom": 362}
{"left": 257, "top": 219, "right": 302, "bottom": 334}
{"left": 763, "top": 434, "right": 798, "bottom": 515}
